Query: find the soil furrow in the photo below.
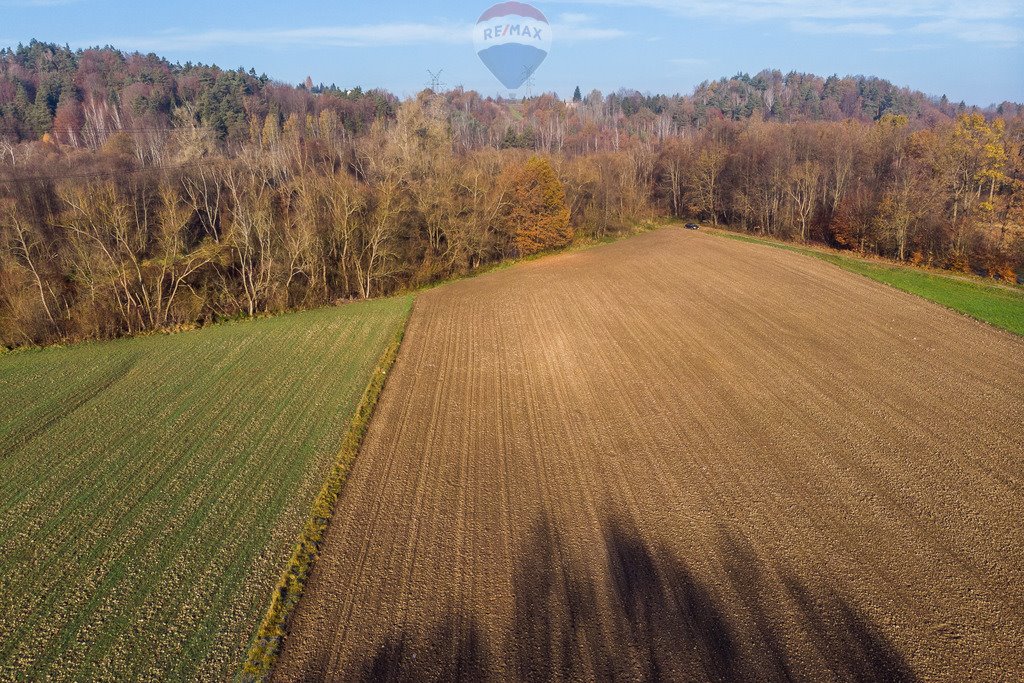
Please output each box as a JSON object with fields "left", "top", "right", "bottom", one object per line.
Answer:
{"left": 275, "top": 228, "right": 1024, "bottom": 682}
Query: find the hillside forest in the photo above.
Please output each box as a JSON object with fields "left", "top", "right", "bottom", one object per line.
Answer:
{"left": 1, "top": 41, "right": 1021, "bottom": 347}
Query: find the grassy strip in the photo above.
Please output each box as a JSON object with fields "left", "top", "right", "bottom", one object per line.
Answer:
{"left": 238, "top": 321, "right": 409, "bottom": 682}
{"left": 710, "top": 229, "right": 1024, "bottom": 337}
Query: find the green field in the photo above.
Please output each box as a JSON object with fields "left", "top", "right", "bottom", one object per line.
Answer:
{"left": 0, "top": 297, "right": 411, "bottom": 681}
{"left": 713, "top": 230, "right": 1024, "bottom": 336}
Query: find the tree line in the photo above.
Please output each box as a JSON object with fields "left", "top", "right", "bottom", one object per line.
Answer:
{"left": 0, "top": 42, "right": 1020, "bottom": 348}
{"left": 4, "top": 41, "right": 1018, "bottom": 146}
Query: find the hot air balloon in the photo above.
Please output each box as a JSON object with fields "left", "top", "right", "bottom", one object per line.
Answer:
{"left": 473, "top": 2, "right": 551, "bottom": 90}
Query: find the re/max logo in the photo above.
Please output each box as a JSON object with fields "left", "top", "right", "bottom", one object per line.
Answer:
{"left": 483, "top": 24, "right": 544, "bottom": 41}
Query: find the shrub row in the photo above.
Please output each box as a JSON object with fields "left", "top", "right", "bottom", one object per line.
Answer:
{"left": 238, "top": 324, "right": 408, "bottom": 681}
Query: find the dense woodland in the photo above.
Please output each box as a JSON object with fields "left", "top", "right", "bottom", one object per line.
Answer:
{"left": 1, "top": 41, "right": 1021, "bottom": 347}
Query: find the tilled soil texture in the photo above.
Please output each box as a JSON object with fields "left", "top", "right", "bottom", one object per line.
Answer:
{"left": 274, "top": 229, "right": 1024, "bottom": 682}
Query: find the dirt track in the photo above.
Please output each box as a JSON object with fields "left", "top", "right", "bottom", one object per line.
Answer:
{"left": 274, "top": 228, "right": 1024, "bottom": 682}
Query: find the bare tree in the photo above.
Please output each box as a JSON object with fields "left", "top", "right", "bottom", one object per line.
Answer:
{"left": 0, "top": 199, "right": 58, "bottom": 327}
{"left": 225, "top": 159, "right": 277, "bottom": 315}
{"left": 787, "top": 160, "right": 822, "bottom": 241}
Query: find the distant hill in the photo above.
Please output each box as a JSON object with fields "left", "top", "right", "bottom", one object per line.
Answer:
{"left": 1, "top": 40, "right": 1020, "bottom": 144}
{"left": 687, "top": 70, "right": 978, "bottom": 124}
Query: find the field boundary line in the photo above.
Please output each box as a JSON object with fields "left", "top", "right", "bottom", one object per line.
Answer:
{"left": 707, "top": 227, "right": 1023, "bottom": 291}
{"left": 2, "top": 221, "right": 666, "bottom": 356}
{"left": 237, "top": 314, "right": 411, "bottom": 682}
{"left": 399, "top": 219, "right": 668, "bottom": 296}
{"left": 704, "top": 227, "right": 1024, "bottom": 337}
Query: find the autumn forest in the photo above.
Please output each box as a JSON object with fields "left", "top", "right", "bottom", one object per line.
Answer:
{"left": 1, "top": 40, "right": 1021, "bottom": 348}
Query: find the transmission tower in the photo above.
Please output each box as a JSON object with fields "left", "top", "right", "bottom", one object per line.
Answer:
{"left": 520, "top": 66, "right": 536, "bottom": 98}
{"left": 427, "top": 69, "right": 446, "bottom": 92}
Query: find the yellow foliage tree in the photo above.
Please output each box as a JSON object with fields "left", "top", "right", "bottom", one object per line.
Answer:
{"left": 504, "top": 156, "right": 573, "bottom": 256}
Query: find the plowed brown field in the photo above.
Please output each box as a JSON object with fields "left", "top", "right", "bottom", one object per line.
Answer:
{"left": 274, "top": 228, "right": 1024, "bottom": 682}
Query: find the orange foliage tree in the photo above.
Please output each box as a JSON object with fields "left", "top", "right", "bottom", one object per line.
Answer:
{"left": 504, "top": 156, "right": 573, "bottom": 256}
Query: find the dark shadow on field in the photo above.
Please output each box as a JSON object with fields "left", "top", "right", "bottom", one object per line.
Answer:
{"left": 358, "top": 619, "right": 489, "bottom": 683}
{"left": 339, "top": 518, "right": 918, "bottom": 683}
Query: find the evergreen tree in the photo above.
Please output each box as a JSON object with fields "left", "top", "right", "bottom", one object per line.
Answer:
{"left": 500, "top": 126, "right": 520, "bottom": 149}
{"left": 572, "top": 86, "right": 582, "bottom": 103}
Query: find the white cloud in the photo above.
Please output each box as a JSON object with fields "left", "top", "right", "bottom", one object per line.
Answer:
{"left": 871, "top": 43, "right": 940, "bottom": 53}
{"left": 88, "top": 24, "right": 475, "bottom": 52}
{"left": 549, "top": 0, "right": 1023, "bottom": 43}
{"left": 552, "top": 24, "right": 629, "bottom": 41}
{"left": 549, "top": 10, "right": 631, "bottom": 41}
{"left": 550, "top": 0, "right": 1021, "bottom": 21}
{"left": 912, "top": 19, "right": 1023, "bottom": 45}
{"left": 790, "top": 21, "right": 895, "bottom": 35}
{"left": 559, "top": 12, "right": 596, "bottom": 24}
{"left": 83, "top": 18, "right": 626, "bottom": 53}
{"left": 0, "top": 0, "right": 80, "bottom": 5}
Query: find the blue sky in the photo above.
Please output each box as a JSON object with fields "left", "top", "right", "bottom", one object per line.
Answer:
{"left": 2, "top": 0, "right": 1021, "bottom": 104}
